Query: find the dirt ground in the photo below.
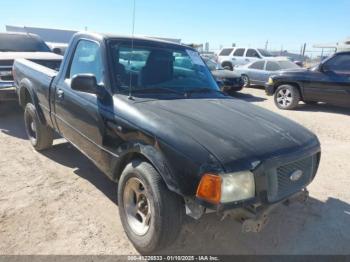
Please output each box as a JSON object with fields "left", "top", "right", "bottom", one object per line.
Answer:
{"left": 0, "top": 88, "right": 350, "bottom": 255}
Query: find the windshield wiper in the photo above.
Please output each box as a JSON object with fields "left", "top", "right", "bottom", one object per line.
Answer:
{"left": 131, "top": 87, "right": 185, "bottom": 96}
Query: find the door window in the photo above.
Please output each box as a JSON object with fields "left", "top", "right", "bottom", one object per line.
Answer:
{"left": 233, "top": 48, "right": 245, "bottom": 57}
{"left": 324, "top": 54, "right": 350, "bottom": 74}
{"left": 68, "top": 40, "right": 104, "bottom": 83}
{"left": 219, "top": 48, "right": 234, "bottom": 56}
{"left": 266, "top": 61, "right": 281, "bottom": 71}
{"left": 246, "top": 49, "right": 261, "bottom": 58}
{"left": 249, "top": 61, "right": 265, "bottom": 70}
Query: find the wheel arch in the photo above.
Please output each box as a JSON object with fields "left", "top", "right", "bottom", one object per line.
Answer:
{"left": 112, "top": 144, "right": 182, "bottom": 196}
{"left": 18, "top": 79, "right": 47, "bottom": 125}
{"left": 275, "top": 81, "right": 304, "bottom": 100}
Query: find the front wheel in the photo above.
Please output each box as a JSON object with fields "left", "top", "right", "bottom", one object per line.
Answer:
{"left": 118, "top": 160, "right": 184, "bottom": 254}
{"left": 241, "top": 75, "right": 250, "bottom": 87}
{"left": 24, "top": 103, "right": 54, "bottom": 151}
{"left": 274, "top": 85, "right": 300, "bottom": 110}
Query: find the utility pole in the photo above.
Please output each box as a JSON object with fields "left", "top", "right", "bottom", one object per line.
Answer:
{"left": 302, "top": 43, "right": 307, "bottom": 57}
{"left": 265, "top": 40, "right": 269, "bottom": 50}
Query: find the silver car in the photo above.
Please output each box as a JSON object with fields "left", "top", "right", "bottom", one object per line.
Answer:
{"left": 234, "top": 59, "right": 301, "bottom": 87}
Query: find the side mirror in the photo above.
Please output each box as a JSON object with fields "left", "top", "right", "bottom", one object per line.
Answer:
{"left": 71, "top": 74, "right": 97, "bottom": 94}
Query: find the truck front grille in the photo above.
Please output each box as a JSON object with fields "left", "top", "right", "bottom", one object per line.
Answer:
{"left": 267, "top": 154, "right": 318, "bottom": 202}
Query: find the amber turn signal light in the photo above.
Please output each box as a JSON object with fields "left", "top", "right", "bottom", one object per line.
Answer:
{"left": 196, "top": 174, "right": 222, "bottom": 204}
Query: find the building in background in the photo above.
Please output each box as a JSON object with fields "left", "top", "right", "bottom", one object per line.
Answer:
{"left": 313, "top": 37, "right": 350, "bottom": 53}
{"left": 6, "top": 25, "right": 77, "bottom": 44}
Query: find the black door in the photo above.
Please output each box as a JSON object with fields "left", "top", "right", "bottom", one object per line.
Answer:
{"left": 304, "top": 53, "right": 350, "bottom": 106}
{"left": 53, "top": 39, "right": 110, "bottom": 172}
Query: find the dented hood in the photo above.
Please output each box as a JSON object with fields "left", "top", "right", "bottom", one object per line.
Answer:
{"left": 133, "top": 97, "right": 319, "bottom": 171}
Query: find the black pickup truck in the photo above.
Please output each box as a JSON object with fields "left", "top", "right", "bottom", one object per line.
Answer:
{"left": 13, "top": 32, "right": 321, "bottom": 254}
{"left": 265, "top": 52, "right": 350, "bottom": 110}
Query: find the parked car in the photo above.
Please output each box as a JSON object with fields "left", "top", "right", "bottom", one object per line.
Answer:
{"left": 0, "top": 32, "right": 62, "bottom": 102}
{"left": 234, "top": 59, "right": 301, "bottom": 87}
{"left": 217, "top": 47, "right": 279, "bottom": 70}
{"left": 202, "top": 57, "right": 244, "bottom": 94}
{"left": 265, "top": 51, "right": 350, "bottom": 110}
{"left": 13, "top": 32, "right": 321, "bottom": 254}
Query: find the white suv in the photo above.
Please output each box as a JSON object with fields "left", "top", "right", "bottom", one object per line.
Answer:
{"left": 217, "top": 47, "right": 276, "bottom": 70}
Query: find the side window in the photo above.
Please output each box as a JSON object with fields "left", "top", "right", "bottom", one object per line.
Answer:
{"left": 246, "top": 49, "right": 261, "bottom": 58}
{"left": 219, "top": 48, "right": 234, "bottom": 56}
{"left": 249, "top": 61, "right": 265, "bottom": 70}
{"left": 324, "top": 54, "right": 350, "bottom": 74}
{"left": 233, "top": 48, "right": 245, "bottom": 57}
{"left": 266, "top": 61, "right": 281, "bottom": 71}
{"left": 68, "top": 40, "right": 103, "bottom": 83}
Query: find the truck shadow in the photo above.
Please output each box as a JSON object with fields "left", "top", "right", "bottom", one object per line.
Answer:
{"left": 164, "top": 197, "right": 350, "bottom": 255}
{"left": 0, "top": 101, "right": 27, "bottom": 140}
{"left": 41, "top": 141, "right": 118, "bottom": 203}
{"left": 296, "top": 103, "right": 350, "bottom": 116}
{"left": 230, "top": 92, "right": 267, "bottom": 103}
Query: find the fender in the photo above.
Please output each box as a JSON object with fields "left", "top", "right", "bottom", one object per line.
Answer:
{"left": 111, "top": 141, "right": 183, "bottom": 196}
{"left": 18, "top": 78, "right": 47, "bottom": 125}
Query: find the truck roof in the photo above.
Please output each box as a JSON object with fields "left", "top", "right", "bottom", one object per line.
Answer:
{"left": 73, "top": 31, "right": 189, "bottom": 49}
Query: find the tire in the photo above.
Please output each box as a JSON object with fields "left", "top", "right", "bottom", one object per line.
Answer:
{"left": 241, "top": 75, "right": 250, "bottom": 87}
{"left": 118, "top": 159, "right": 184, "bottom": 254}
{"left": 274, "top": 84, "right": 300, "bottom": 110}
{"left": 222, "top": 62, "right": 233, "bottom": 71}
{"left": 24, "top": 103, "right": 54, "bottom": 151}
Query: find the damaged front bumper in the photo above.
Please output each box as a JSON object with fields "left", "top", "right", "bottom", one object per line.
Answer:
{"left": 186, "top": 189, "right": 309, "bottom": 233}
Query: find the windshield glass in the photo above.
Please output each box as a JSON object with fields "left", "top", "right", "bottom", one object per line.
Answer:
{"left": 258, "top": 49, "right": 274, "bottom": 57}
{"left": 110, "top": 41, "right": 219, "bottom": 94}
{"left": 278, "top": 60, "right": 300, "bottom": 69}
{"left": 0, "top": 34, "right": 51, "bottom": 52}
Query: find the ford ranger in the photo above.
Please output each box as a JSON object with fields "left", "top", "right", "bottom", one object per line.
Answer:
{"left": 13, "top": 32, "right": 321, "bottom": 254}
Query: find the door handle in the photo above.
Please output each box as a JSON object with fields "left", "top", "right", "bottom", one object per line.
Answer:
{"left": 57, "top": 89, "right": 64, "bottom": 99}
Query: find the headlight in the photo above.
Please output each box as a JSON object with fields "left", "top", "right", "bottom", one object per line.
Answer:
{"left": 221, "top": 171, "right": 255, "bottom": 203}
{"left": 268, "top": 77, "right": 274, "bottom": 85}
{"left": 196, "top": 171, "right": 255, "bottom": 204}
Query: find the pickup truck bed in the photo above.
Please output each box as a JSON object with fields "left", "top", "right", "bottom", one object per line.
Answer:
{"left": 14, "top": 59, "right": 58, "bottom": 119}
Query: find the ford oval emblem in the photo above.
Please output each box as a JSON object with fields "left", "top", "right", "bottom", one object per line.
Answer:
{"left": 290, "top": 170, "right": 303, "bottom": 182}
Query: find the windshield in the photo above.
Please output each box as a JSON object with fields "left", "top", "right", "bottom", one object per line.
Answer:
{"left": 258, "top": 49, "right": 274, "bottom": 57}
{"left": 278, "top": 60, "right": 300, "bottom": 69}
{"left": 110, "top": 41, "right": 219, "bottom": 95}
{"left": 0, "top": 34, "right": 51, "bottom": 52}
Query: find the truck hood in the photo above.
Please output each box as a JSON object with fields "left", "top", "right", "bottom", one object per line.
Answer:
{"left": 133, "top": 97, "right": 319, "bottom": 172}
{"left": 0, "top": 52, "right": 62, "bottom": 61}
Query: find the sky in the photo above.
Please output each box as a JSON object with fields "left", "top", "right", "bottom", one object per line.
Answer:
{"left": 1, "top": 0, "right": 349, "bottom": 54}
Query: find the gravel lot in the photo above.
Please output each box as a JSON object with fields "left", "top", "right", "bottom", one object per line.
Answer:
{"left": 0, "top": 87, "right": 350, "bottom": 255}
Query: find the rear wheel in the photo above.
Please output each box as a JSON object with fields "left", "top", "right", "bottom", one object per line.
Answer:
{"left": 274, "top": 85, "right": 300, "bottom": 110}
{"left": 24, "top": 103, "right": 54, "bottom": 151}
{"left": 118, "top": 159, "right": 184, "bottom": 254}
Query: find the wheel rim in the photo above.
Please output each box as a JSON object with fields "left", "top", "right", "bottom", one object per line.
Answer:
{"left": 25, "top": 113, "right": 37, "bottom": 140}
{"left": 277, "top": 88, "right": 293, "bottom": 108}
{"left": 123, "top": 177, "right": 152, "bottom": 236}
{"left": 242, "top": 76, "right": 249, "bottom": 87}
